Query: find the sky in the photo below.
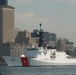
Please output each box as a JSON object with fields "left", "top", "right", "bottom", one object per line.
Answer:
{"left": 8, "top": 0, "right": 76, "bottom": 46}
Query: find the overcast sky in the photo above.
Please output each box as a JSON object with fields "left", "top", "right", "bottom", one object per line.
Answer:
{"left": 8, "top": 0, "right": 76, "bottom": 46}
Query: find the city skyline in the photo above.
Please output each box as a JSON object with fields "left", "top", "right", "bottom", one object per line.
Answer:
{"left": 8, "top": 0, "right": 76, "bottom": 46}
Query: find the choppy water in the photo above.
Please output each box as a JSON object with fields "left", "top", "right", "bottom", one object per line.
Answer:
{"left": 0, "top": 65, "right": 76, "bottom": 75}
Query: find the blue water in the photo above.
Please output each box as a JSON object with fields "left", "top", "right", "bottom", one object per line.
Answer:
{"left": 0, "top": 65, "right": 76, "bottom": 75}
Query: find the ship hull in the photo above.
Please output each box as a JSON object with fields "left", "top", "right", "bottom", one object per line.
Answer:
{"left": 3, "top": 56, "right": 22, "bottom": 66}
{"left": 29, "top": 58, "right": 76, "bottom": 66}
{"left": 3, "top": 56, "right": 76, "bottom": 67}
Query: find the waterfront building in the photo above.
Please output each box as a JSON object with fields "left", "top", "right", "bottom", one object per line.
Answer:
{"left": 49, "top": 41, "right": 56, "bottom": 47}
{"left": 0, "top": 2, "right": 15, "bottom": 46}
{"left": 31, "top": 29, "right": 40, "bottom": 37}
{"left": 10, "top": 43, "right": 25, "bottom": 57}
{"left": 74, "top": 47, "right": 76, "bottom": 51}
{"left": 57, "top": 38, "right": 74, "bottom": 51}
{"left": 43, "top": 32, "right": 57, "bottom": 47}
{"left": 15, "top": 28, "right": 23, "bottom": 39}
{"left": 0, "top": 0, "right": 15, "bottom": 56}
{"left": 65, "top": 42, "right": 74, "bottom": 51}
{"left": 0, "top": 0, "right": 8, "bottom": 6}
{"left": 0, "top": 43, "right": 10, "bottom": 56}
{"left": 15, "top": 30, "right": 31, "bottom": 46}
{"left": 57, "top": 38, "right": 67, "bottom": 51}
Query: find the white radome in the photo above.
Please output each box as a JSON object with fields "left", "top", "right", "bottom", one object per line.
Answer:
{"left": 21, "top": 54, "right": 25, "bottom": 57}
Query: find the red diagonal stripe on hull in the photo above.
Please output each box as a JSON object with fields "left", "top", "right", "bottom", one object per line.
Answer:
{"left": 21, "top": 57, "right": 29, "bottom": 67}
